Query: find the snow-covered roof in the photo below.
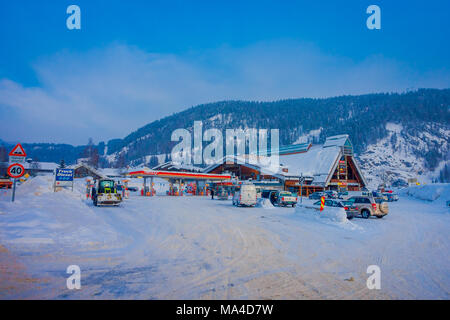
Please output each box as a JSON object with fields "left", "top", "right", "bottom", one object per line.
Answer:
{"left": 69, "top": 163, "right": 107, "bottom": 179}
{"left": 202, "top": 134, "right": 366, "bottom": 187}
{"left": 99, "top": 168, "right": 124, "bottom": 177}
{"left": 278, "top": 145, "right": 341, "bottom": 184}
{"left": 22, "top": 162, "right": 59, "bottom": 171}
{"left": 152, "top": 161, "right": 203, "bottom": 172}
{"left": 203, "top": 154, "right": 285, "bottom": 178}
{"left": 323, "top": 134, "right": 350, "bottom": 148}
{"left": 257, "top": 143, "right": 311, "bottom": 156}
{"left": 204, "top": 145, "right": 342, "bottom": 184}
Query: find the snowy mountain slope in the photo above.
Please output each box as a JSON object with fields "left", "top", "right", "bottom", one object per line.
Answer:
{"left": 358, "top": 122, "right": 450, "bottom": 189}
{"left": 99, "top": 89, "right": 449, "bottom": 185}
{"left": 4, "top": 89, "right": 448, "bottom": 183}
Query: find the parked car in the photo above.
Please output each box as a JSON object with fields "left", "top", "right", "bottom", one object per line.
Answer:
{"left": 313, "top": 199, "right": 358, "bottom": 219}
{"left": 127, "top": 186, "right": 138, "bottom": 192}
{"left": 0, "top": 177, "right": 13, "bottom": 189}
{"left": 339, "top": 200, "right": 360, "bottom": 219}
{"left": 347, "top": 196, "right": 389, "bottom": 219}
{"left": 216, "top": 187, "right": 229, "bottom": 200}
{"left": 383, "top": 192, "right": 399, "bottom": 202}
{"left": 264, "top": 190, "right": 285, "bottom": 205}
{"left": 372, "top": 190, "right": 388, "bottom": 202}
{"left": 337, "top": 191, "right": 347, "bottom": 199}
{"left": 232, "top": 183, "right": 257, "bottom": 207}
{"left": 261, "top": 190, "right": 273, "bottom": 199}
{"left": 324, "top": 190, "right": 338, "bottom": 199}
{"left": 340, "top": 190, "right": 371, "bottom": 199}
{"left": 273, "top": 191, "right": 297, "bottom": 207}
{"left": 309, "top": 191, "right": 326, "bottom": 200}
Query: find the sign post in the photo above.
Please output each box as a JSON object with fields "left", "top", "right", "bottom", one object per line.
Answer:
{"left": 320, "top": 196, "right": 325, "bottom": 212}
{"left": 11, "top": 179, "right": 16, "bottom": 202}
{"left": 7, "top": 144, "right": 27, "bottom": 202}
{"left": 11, "top": 179, "right": 17, "bottom": 202}
{"left": 7, "top": 163, "right": 25, "bottom": 202}
{"left": 299, "top": 173, "right": 305, "bottom": 204}
{"left": 8, "top": 143, "right": 27, "bottom": 164}
{"left": 54, "top": 168, "right": 74, "bottom": 191}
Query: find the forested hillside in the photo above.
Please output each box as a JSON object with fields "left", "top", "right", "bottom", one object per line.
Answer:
{"left": 106, "top": 89, "right": 450, "bottom": 174}
{"left": 1, "top": 89, "right": 449, "bottom": 184}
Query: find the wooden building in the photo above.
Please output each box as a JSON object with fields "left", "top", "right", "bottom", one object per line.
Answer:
{"left": 203, "top": 135, "right": 367, "bottom": 195}
{"left": 71, "top": 163, "right": 106, "bottom": 180}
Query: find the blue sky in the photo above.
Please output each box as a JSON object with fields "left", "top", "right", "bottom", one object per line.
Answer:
{"left": 0, "top": 0, "right": 449, "bottom": 144}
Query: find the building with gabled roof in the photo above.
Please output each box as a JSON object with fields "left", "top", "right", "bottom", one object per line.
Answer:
{"left": 203, "top": 134, "right": 367, "bottom": 195}
{"left": 279, "top": 135, "right": 367, "bottom": 194}
{"left": 69, "top": 163, "right": 107, "bottom": 180}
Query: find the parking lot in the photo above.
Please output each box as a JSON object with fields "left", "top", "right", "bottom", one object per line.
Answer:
{"left": 0, "top": 177, "right": 449, "bottom": 299}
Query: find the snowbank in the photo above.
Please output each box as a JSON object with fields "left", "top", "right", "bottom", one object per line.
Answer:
{"left": 16, "top": 176, "right": 86, "bottom": 200}
{"left": 0, "top": 176, "right": 121, "bottom": 247}
{"left": 256, "top": 198, "right": 275, "bottom": 209}
{"left": 16, "top": 175, "right": 54, "bottom": 196}
{"left": 294, "top": 204, "right": 358, "bottom": 229}
{"left": 401, "top": 183, "right": 450, "bottom": 202}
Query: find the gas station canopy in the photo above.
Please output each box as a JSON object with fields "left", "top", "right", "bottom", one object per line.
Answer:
{"left": 127, "top": 169, "right": 232, "bottom": 181}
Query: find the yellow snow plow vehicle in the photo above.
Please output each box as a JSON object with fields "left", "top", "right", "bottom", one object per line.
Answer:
{"left": 92, "top": 179, "right": 122, "bottom": 206}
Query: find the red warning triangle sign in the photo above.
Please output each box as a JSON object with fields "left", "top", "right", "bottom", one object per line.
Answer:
{"left": 9, "top": 143, "right": 27, "bottom": 157}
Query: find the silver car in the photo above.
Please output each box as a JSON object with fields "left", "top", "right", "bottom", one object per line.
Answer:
{"left": 347, "top": 196, "right": 389, "bottom": 219}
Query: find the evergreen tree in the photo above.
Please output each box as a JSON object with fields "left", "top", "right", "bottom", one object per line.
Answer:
{"left": 114, "top": 153, "right": 126, "bottom": 168}
{"left": 82, "top": 138, "right": 99, "bottom": 168}
{"left": 148, "top": 155, "right": 159, "bottom": 168}
{"left": 0, "top": 145, "right": 7, "bottom": 162}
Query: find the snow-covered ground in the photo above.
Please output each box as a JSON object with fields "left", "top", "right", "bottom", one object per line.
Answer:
{"left": 0, "top": 177, "right": 449, "bottom": 299}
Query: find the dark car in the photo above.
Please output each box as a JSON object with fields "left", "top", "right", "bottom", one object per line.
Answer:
{"left": 337, "top": 191, "right": 347, "bottom": 199}
{"left": 324, "top": 190, "right": 338, "bottom": 199}
{"left": 261, "top": 190, "right": 274, "bottom": 199}
{"left": 127, "top": 186, "right": 139, "bottom": 192}
{"left": 313, "top": 199, "right": 358, "bottom": 219}
{"left": 309, "top": 191, "right": 325, "bottom": 200}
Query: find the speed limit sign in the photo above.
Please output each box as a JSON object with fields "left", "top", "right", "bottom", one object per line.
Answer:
{"left": 7, "top": 163, "right": 25, "bottom": 178}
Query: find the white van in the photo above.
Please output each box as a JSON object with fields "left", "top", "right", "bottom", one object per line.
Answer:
{"left": 232, "top": 183, "right": 257, "bottom": 207}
